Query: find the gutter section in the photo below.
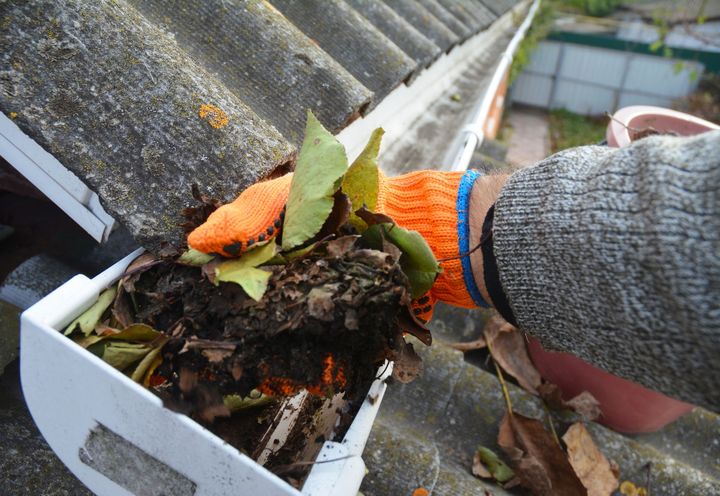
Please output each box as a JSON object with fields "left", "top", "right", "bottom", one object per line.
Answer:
{"left": 449, "top": 0, "right": 542, "bottom": 171}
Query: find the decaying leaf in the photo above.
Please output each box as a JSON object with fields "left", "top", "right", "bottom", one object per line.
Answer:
{"left": 111, "top": 285, "right": 134, "bottom": 329}
{"left": 215, "top": 242, "right": 277, "bottom": 301}
{"left": 342, "top": 128, "right": 383, "bottom": 231}
{"left": 563, "top": 423, "right": 619, "bottom": 496}
{"left": 88, "top": 341, "right": 153, "bottom": 372}
{"left": 449, "top": 336, "right": 487, "bottom": 352}
{"left": 355, "top": 206, "right": 395, "bottom": 227}
{"left": 316, "top": 191, "right": 352, "bottom": 241}
{"left": 538, "top": 383, "right": 602, "bottom": 422}
{"left": 326, "top": 235, "right": 359, "bottom": 258}
{"left": 282, "top": 111, "right": 348, "bottom": 250}
{"left": 484, "top": 314, "right": 541, "bottom": 395}
{"left": 360, "top": 223, "right": 440, "bottom": 298}
{"left": 498, "top": 412, "right": 586, "bottom": 496}
{"left": 64, "top": 287, "right": 117, "bottom": 336}
{"left": 307, "top": 288, "right": 335, "bottom": 322}
{"left": 392, "top": 340, "right": 423, "bottom": 383}
{"left": 178, "top": 248, "right": 215, "bottom": 266}
{"left": 121, "top": 253, "right": 158, "bottom": 292}
{"left": 472, "top": 446, "right": 514, "bottom": 483}
{"left": 131, "top": 337, "right": 169, "bottom": 383}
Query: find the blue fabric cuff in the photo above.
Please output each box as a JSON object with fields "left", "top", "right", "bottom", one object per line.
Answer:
{"left": 456, "top": 169, "right": 489, "bottom": 308}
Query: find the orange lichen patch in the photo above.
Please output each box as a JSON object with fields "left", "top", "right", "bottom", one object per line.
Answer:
{"left": 412, "top": 488, "right": 429, "bottom": 496}
{"left": 198, "top": 103, "right": 229, "bottom": 129}
{"left": 8, "top": 111, "right": 18, "bottom": 120}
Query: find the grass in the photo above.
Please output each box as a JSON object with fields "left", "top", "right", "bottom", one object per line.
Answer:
{"left": 548, "top": 109, "right": 608, "bottom": 153}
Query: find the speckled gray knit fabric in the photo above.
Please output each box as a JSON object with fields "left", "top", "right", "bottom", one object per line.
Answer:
{"left": 493, "top": 131, "right": 720, "bottom": 411}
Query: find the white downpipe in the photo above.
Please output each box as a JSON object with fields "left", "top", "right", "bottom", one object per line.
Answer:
{"left": 450, "top": 0, "right": 542, "bottom": 171}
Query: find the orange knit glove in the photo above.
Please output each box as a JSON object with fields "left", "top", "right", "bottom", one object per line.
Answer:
{"left": 188, "top": 169, "right": 489, "bottom": 321}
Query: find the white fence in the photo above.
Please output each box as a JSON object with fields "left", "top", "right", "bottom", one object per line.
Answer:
{"left": 511, "top": 40, "right": 704, "bottom": 115}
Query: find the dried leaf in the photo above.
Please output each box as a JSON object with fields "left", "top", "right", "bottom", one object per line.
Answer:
{"left": 316, "top": 191, "right": 352, "bottom": 240}
{"left": 449, "top": 337, "right": 487, "bottom": 352}
{"left": 104, "top": 323, "right": 161, "bottom": 341}
{"left": 355, "top": 206, "right": 395, "bottom": 227}
{"left": 342, "top": 128, "right": 383, "bottom": 231}
{"left": 111, "top": 285, "right": 133, "bottom": 329}
{"left": 392, "top": 340, "right": 423, "bottom": 384}
{"left": 121, "top": 253, "right": 158, "bottom": 292}
{"left": 473, "top": 446, "right": 514, "bottom": 482}
{"left": 282, "top": 111, "right": 348, "bottom": 250}
{"left": 397, "top": 305, "right": 432, "bottom": 346}
{"left": 178, "top": 248, "right": 215, "bottom": 266}
{"left": 326, "top": 235, "right": 360, "bottom": 258}
{"left": 307, "top": 288, "right": 335, "bottom": 321}
{"left": 563, "top": 423, "right": 618, "bottom": 496}
{"left": 498, "top": 412, "right": 586, "bottom": 496}
{"left": 64, "top": 287, "right": 117, "bottom": 336}
{"left": 539, "top": 383, "right": 602, "bottom": 422}
{"left": 485, "top": 315, "right": 541, "bottom": 394}
{"left": 360, "top": 223, "right": 440, "bottom": 298}
{"left": 202, "top": 348, "right": 234, "bottom": 363}
{"left": 215, "top": 242, "right": 277, "bottom": 301}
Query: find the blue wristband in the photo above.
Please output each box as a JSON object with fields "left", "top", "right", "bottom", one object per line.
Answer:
{"left": 456, "top": 169, "right": 489, "bottom": 308}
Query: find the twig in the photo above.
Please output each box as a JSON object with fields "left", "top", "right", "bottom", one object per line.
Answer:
{"left": 541, "top": 401, "right": 561, "bottom": 446}
{"left": 486, "top": 331, "right": 513, "bottom": 414}
{"left": 271, "top": 454, "right": 357, "bottom": 475}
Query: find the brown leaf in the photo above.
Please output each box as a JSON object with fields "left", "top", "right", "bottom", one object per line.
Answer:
{"left": 111, "top": 285, "right": 134, "bottom": 329}
{"left": 202, "top": 348, "right": 234, "bottom": 363}
{"left": 392, "top": 340, "right": 423, "bottom": 384}
{"left": 563, "top": 423, "right": 619, "bottom": 496}
{"left": 566, "top": 393, "right": 602, "bottom": 422}
{"left": 498, "top": 412, "right": 587, "bottom": 496}
{"left": 485, "top": 315, "right": 541, "bottom": 394}
{"left": 121, "top": 253, "right": 159, "bottom": 292}
{"left": 381, "top": 238, "right": 402, "bottom": 262}
{"left": 307, "top": 288, "right": 335, "bottom": 321}
{"left": 355, "top": 206, "right": 395, "bottom": 226}
{"left": 448, "top": 337, "right": 487, "bottom": 352}
{"left": 397, "top": 305, "right": 432, "bottom": 346}
{"left": 539, "top": 384, "right": 602, "bottom": 422}
{"left": 326, "top": 235, "right": 359, "bottom": 258}
{"left": 317, "top": 191, "right": 352, "bottom": 240}
{"left": 472, "top": 451, "right": 492, "bottom": 479}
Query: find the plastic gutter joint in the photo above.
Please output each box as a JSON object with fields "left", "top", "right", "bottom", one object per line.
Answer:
{"left": 0, "top": 113, "right": 115, "bottom": 242}
{"left": 449, "top": 0, "right": 542, "bottom": 172}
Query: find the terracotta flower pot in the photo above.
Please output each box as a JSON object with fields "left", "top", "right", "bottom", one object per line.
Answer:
{"left": 528, "top": 106, "right": 716, "bottom": 433}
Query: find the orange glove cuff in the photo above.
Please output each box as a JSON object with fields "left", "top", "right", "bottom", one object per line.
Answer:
{"left": 378, "top": 169, "right": 488, "bottom": 310}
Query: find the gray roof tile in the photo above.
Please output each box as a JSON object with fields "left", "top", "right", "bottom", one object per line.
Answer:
{"left": 416, "top": 0, "right": 473, "bottom": 40}
{"left": 382, "top": 0, "right": 461, "bottom": 52}
{"left": 129, "top": 0, "right": 372, "bottom": 144}
{"left": 270, "top": 0, "right": 416, "bottom": 108}
{"left": 347, "top": 0, "right": 442, "bottom": 69}
{"left": 438, "top": 0, "right": 492, "bottom": 32}
{"left": 1, "top": 0, "right": 295, "bottom": 252}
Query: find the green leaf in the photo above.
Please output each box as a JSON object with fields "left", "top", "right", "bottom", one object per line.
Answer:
{"left": 282, "top": 111, "right": 348, "bottom": 250}
{"left": 342, "top": 128, "right": 383, "bottom": 231}
{"left": 64, "top": 287, "right": 117, "bottom": 336}
{"left": 88, "top": 341, "right": 152, "bottom": 371}
{"left": 130, "top": 337, "right": 168, "bottom": 383}
{"left": 361, "top": 223, "right": 440, "bottom": 298}
{"left": 476, "top": 447, "right": 514, "bottom": 483}
{"left": 104, "top": 323, "right": 161, "bottom": 341}
{"left": 178, "top": 248, "right": 215, "bottom": 266}
{"left": 673, "top": 61, "right": 684, "bottom": 74}
{"left": 649, "top": 39, "right": 663, "bottom": 52}
{"left": 224, "top": 390, "right": 273, "bottom": 412}
{"left": 215, "top": 242, "right": 277, "bottom": 300}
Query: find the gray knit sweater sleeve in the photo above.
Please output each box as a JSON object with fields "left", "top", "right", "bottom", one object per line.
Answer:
{"left": 492, "top": 130, "right": 720, "bottom": 410}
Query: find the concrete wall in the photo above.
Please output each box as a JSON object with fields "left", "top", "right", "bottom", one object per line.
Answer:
{"left": 511, "top": 40, "right": 704, "bottom": 115}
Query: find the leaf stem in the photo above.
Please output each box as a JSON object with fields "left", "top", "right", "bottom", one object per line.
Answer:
{"left": 486, "top": 332, "right": 513, "bottom": 415}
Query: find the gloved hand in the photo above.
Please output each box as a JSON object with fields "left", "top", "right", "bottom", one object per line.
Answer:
{"left": 188, "top": 169, "right": 489, "bottom": 322}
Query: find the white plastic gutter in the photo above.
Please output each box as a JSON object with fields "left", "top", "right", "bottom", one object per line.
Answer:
{"left": 449, "top": 0, "right": 542, "bottom": 172}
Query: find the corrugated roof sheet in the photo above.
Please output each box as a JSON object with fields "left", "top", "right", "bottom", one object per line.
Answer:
{"left": 0, "top": 0, "right": 521, "bottom": 251}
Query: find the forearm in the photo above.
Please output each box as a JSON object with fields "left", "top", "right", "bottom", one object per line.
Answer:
{"left": 470, "top": 131, "right": 720, "bottom": 410}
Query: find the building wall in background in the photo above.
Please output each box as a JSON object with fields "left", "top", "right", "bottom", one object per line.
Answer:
{"left": 511, "top": 40, "right": 704, "bottom": 115}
